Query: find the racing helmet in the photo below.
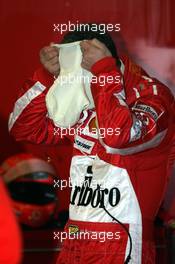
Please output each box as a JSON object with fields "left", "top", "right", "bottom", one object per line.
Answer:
{"left": 1, "top": 153, "right": 58, "bottom": 228}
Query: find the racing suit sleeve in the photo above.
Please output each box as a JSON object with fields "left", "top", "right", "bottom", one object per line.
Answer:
{"left": 9, "top": 67, "right": 72, "bottom": 144}
{"left": 90, "top": 57, "right": 173, "bottom": 155}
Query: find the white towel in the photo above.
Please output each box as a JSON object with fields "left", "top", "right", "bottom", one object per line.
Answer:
{"left": 46, "top": 41, "right": 94, "bottom": 128}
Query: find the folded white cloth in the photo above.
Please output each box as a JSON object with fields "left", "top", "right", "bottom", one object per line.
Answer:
{"left": 46, "top": 41, "right": 94, "bottom": 128}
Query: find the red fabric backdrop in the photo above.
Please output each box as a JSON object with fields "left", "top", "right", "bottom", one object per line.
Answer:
{"left": 0, "top": 0, "right": 175, "bottom": 211}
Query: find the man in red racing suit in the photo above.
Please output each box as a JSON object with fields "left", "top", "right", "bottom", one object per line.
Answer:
{"left": 9, "top": 28, "right": 175, "bottom": 264}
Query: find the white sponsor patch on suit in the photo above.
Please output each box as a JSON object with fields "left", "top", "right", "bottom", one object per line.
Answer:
{"left": 132, "top": 104, "right": 159, "bottom": 121}
{"left": 74, "top": 135, "right": 95, "bottom": 154}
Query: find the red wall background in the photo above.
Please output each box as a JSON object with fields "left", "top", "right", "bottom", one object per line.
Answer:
{"left": 0, "top": 0, "right": 175, "bottom": 211}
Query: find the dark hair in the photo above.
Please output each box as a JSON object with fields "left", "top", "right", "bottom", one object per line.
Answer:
{"left": 61, "top": 23, "right": 120, "bottom": 65}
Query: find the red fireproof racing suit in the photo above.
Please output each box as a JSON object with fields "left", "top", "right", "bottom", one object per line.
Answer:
{"left": 9, "top": 56, "right": 175, "bottom": 263}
